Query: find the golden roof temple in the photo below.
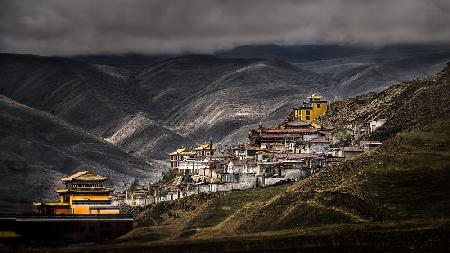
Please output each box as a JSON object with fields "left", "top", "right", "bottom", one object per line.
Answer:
{"left": 287, "top": 94, "right": 328, "bottom": 123}
{"left": 34, "top": 171, "right": 120, "bottom": 215}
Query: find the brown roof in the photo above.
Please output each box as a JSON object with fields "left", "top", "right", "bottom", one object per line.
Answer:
{"left": 264, "top": 128, "right": 318, "bottom": 134}
{"left": 289, "top": 153, "right": 320, "bottom": 159}
{"left": 230, "top": 160, "right": 246, "bottom": 165}
{"left": 260, "top": 134, "right": 308, "bottom": 139}
{"left": 285, "top": 121, "right": 311, "bottom": 127}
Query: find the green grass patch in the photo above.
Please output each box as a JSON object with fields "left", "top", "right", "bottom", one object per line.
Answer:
{"left": 188, "top": 183, "right": 291, "bottom": 228}
{"left": 366, "top": 117, "right": 450, "bottom": 219}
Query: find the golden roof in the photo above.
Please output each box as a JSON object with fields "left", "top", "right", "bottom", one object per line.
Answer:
{"left": 308, "top": 94, "right": 323, "bottom": 99}
{"left": 169, "top": 147, "right": 189, "bottom": 155}
{"left": 61, "top": 171, "right": 108, "bottom": 182}
{"left": 55, "top": 188, "right": 114, "bottom": 194}
{"left": 194, "top": 143, "right": 212, "bottom": 150}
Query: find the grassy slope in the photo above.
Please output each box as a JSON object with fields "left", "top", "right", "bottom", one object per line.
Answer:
{"left": 72, "top": 117, "right": 449, "bottom": 252}
{"left": 67, "top": 64, "right": 450, "bottom": 251}
{"left": 114, "top": 120, "right": 450, "bottom": 241}
{"left": 119, "top": 183, "right": 291, "bottom": 242}
{"left": 366, "top": 117, "right": 450, "bottom": 219}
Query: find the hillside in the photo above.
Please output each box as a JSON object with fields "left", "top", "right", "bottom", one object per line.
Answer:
{"left": 0, "top": 95, "right": 158, "bottom": 214}
{"left": 318, "top": 62, "right": 450, "bottom": 142}
{"left": 77, "top": 63, "right": 450, "bottom": 252}
{"left": 0, "top": 53, "right": 197, "bottom": 161}
{"left": 140, "top": 56, "right": 332, "bottom": 143}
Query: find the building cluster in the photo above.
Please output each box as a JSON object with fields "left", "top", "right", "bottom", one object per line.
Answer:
{"left": 112, "top": 94, "right": 385, "bottom": 207}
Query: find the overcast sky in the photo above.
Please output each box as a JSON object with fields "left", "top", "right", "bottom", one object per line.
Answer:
{"left": 1, "top": 0, "right": 449, "bottom": 55}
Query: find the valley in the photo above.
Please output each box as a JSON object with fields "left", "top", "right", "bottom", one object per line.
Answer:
{"left": 0, "top": 44, "right": 449, "bottom": 214}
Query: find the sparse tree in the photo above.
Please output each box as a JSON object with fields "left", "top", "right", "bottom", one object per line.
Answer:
{"left": 129, "top": 178, "right": 140, "bottom": 193}
{"left": 162, "top": 170, "right": 175, "bottom": 183}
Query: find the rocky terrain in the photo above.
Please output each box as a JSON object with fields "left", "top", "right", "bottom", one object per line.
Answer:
{"left": 0, "top": 44, "right": 449, "bottom": 214}
{"left": 318, "top": 62, "right": 450, "bottom": 143}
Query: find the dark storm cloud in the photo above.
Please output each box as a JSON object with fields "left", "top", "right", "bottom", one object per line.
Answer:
{"left": 0, "top": 0, "right": 449, "bottom": 55}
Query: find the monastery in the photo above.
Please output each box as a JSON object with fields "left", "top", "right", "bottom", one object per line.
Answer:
{"left": 3, "top": 172, "right": 132, "bottom": 243}
{"left": 109, "top": 94, "right": 384, "bottom": 206}
{"left": 34, "top": 171, "right": 120, "bottom": 215}
{"left": 287, "top": 94, "right": 328, "bottom": 123}
{"left": 117, "top": 94, "right": 369, "bottom": 205}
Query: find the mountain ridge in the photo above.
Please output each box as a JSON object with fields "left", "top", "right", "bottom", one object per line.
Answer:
{"left": 0, "top": 95, "right": 158, "bottom": 213}
{"left": 1, "top": 45, "right": 449, "bottom": 216}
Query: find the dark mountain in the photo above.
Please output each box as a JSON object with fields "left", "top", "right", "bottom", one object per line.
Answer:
{"left": 0, "top": 53, "right": 334, "bottom": 158}
{"left": 1, "top": 44, "right": 450, "bottom": 157}
{"left": 0, "top": 95, "right": 158, "bottom": 214}
{"left": 217, "top": 43, "right": 450, "bottom": 63}
{"left": 71, "top": 53, "right": 173, "bottom": 66}
{"left": 0, "top": 53, "right": 196, "bottom": 160}
{"left": 0, "top": 45, "right": 449, "bottom": 216}
{"left": 216, "top": 44, "right": 373, "bottom": 62}
{"left": 134, "top": 55, "right": 334, "bottom": 143}
{"left": 219, "top": 44, "right": 450, "bottom": 97}
{"left": 0, "top": 53, "right": 137, "bottom": 135}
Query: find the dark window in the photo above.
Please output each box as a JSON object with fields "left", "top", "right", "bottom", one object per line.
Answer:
{"left": 306, "top": 116, "right": 310, "bottom": 120}
{"left": 72, "top": 200, "right": 112, "bottom": 205}
{"left": 100, "top": 222, "right": 110, "bottom": 228}
{"left": 306, "top": 110, "right": 310, "bottom": 115}
{"left": 317, "top": 103, "right": 321, "bottom": 108}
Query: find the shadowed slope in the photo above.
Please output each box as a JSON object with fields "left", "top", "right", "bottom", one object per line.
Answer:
{"left": 0, "top": 95, "right": 158, "bottom": 213}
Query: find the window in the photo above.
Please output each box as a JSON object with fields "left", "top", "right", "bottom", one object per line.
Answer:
{"left": 317, "top": 103, "right": 321, "bottom": 108}
{"left": 306, "top": 110, "right": 310, "bottom": 115}
{"left": 306, "top": 116, "right": 310, "bottom": 120}
{"left": 100, "top": 222, "right": 110, "bottom": 228}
